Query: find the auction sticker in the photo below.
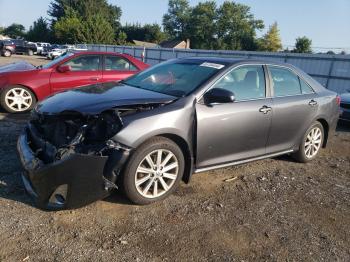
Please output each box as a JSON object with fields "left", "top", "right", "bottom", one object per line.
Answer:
{"left": 200, "top": 62, "right": 225, "bottom": 70}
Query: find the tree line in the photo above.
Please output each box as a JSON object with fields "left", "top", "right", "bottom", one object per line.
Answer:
{"left": 0, "top": 0, "right": 314, "bottom": 53}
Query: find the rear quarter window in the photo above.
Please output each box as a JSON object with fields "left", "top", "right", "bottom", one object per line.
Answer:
{"left": 269, "top": 66, "right": 301, "bottom": 97}
{"left": 299, "top": 77, "right": 314, "bottom": 94}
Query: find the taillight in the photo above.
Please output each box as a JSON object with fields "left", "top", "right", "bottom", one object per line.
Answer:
{"left": 336, "top": 95, "right": 341, "bottom": 106}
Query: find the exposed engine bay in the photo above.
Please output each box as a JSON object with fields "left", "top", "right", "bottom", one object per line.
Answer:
{"left": 29, "top": 105, "right": 159, "bottom": 162}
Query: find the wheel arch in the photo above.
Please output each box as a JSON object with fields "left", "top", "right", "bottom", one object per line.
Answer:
{"left": 316, "top": 118, "right": 329, "bottom": 148}
{"left": 160, "top": 133, "right": 193, "bottom": 184}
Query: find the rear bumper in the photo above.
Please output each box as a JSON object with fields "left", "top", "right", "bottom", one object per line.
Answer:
{"left": 17, "top": 128, "right": 129, "bottom": 210}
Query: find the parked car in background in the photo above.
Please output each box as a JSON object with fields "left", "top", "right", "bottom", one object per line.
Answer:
{"left": 339, "top": 92, "right": 350, "bottom": 122}
{"left": 16, "top": 58, "right": 340, "bottom": 210}
{"left": 36, "top": 43, "right": 51, "bottom": 55}
{"left": 43, "top": 44, "right": 62, "bottom": 57}
{"left": 0, "top": 40, "right": 16, "bottom": 57}
{"left": 47, "top": 45, "right": 68, "bottom": 60}
{"left": 0, "top": 51, "right": 149, "bottom": 112}
{"left": 11, "top": 39, "right": 37, "bottom": 56}
{"left": 41, "top": 45, "right": 50, "bottom": 56}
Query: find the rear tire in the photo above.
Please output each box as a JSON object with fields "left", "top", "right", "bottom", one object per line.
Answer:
{"left": 293, "top": 122, "right": 324, "bottom": 163}
{"left": 122, "top": 137, "right": 185, "bottom": 205}
{"left": 0, "top": 85, "right": 36, "bottom": 113}
{"left": 27, "top": 50, "right": 34, "bottom": 56}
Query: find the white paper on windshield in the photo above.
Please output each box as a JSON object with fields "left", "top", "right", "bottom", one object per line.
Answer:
{"left": 200, "top": 62, "right": 225, "bottom": 70}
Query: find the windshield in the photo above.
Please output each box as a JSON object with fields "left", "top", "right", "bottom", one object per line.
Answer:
{"left": 41, "top": 52, "right": 74, "bottom": 69}
{"left": 122, "top": 61, "right": 225, "bottom": 97}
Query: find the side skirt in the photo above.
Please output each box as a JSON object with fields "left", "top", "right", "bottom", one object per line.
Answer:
{"left": 194, "top": 149, "right": 294, "bottom": 174}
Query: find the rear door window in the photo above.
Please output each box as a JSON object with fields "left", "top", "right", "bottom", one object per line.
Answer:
{"left": 104, "top": 55, "right": 138, "bottom": 71}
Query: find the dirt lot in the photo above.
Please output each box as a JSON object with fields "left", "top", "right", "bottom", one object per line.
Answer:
{"left": 0, "top": 55, "right": 350, "bottom": 261}
{"left": 0, "top": 54, "right": 48, "bottom": 67}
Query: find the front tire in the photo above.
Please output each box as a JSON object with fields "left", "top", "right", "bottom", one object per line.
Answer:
{"left": 3, "top": 50, "right": 11, "bottom": 57}
{"left": 0, "top": 86, "right": 36, "bottom": 113}
{"left": 293, "top": 122, "right": 324, "bottom": 163}
{"left": 123, "top": 137, "right": 185, "bottom": 205}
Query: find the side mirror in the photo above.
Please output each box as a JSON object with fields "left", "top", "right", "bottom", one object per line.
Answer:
{"left": 57, "top": 65, "right": 71, "bottom": 73}
{"left": 203, "top": 88, "right": 235, "bottom": 105}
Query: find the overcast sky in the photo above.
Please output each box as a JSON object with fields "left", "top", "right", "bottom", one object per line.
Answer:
{"left": 0, "top": 0, "right": 349, "bottom": 51}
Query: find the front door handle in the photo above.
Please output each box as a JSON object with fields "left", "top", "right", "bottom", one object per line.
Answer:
{"left": 259, "top": 105, "right": 272, "bottom": 114}
{"left": 309, "top": 100, "right": 318, "bottom": 106}
{"left": 90, "top": 77, "right": 99, "bottom": 81}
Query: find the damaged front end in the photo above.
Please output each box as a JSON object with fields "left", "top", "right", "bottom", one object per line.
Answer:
{"left": 17, "top": 109, "right": 134, "bottom": 210}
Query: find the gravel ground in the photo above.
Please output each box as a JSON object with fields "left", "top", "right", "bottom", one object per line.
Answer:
{"left": 0, "top": 55, "right": 350, "bottom": 261}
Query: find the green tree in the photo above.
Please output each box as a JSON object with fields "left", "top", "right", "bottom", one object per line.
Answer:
{"left": 117, "top": 31, "right": 127, "bottom": 45}
{"left": 258, "top": 22, "right": 282, "bottom": 52}
{"left": 162, "top": 0, "right": 191, "bottom": 40}
{"left": 48, "top": 0, "right": 121, "bottom": 29}
{"left": 53, "top": 7, "right": 81, "bottom": 43}
{"left": 293, "top": 36, "right": 312, "bottom": 53}
{"left": 143, "top": 24, "right": 167, "bottom": 44}
{"left": 49, "top": 0, "right": 121, "bottom": 43}
{"left": 78, "top": 14, "right": 115, "bottom": 44}
{"left": 216, "top": 1, "right": 264, "bottom": 50}
{"left": 121, "top": 23, "right": 167, "bottom": 44}
{"left": 27, "top": 17, "right": 52, "bottom": 42}
{"left": 3, "top": 23, "right": 26, "bottom": 38}
{"left": 187, "top": 1, "right": 217, "bottom": 49}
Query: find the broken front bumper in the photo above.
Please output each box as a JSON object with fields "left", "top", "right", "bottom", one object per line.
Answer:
{"left": 17, "top": 128, "right": 129, "bottom": 210}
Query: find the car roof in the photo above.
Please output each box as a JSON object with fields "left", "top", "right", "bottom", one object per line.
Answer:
{"left": 70, "top": 50, "right": 132, "bottom": 56}
{"left": 177, "top": 56, "right": 290, "bottom": 67}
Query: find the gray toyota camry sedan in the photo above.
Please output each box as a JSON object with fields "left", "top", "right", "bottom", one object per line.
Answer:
{"left": 17, "top": 57, "right": 340, "bottom": 210}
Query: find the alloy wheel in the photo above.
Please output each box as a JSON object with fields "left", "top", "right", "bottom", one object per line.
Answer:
{"left": 135, "top": 149, "right": 179, "bottom": 198}
{"left": 304, "top": 127, "right": 322, "bottom": 158}
{"left": 4, "top": 87, "right": 33, "bottom": 112}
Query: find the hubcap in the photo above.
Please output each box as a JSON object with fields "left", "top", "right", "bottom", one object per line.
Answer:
{"left": 4, "top": 88, "right": 32, "bottom": 112}
{"left": 135, "top": 149, "right": 179, "bottom": 198}
{"left": 304, "top": 127, "right": 322, "bottom": 158}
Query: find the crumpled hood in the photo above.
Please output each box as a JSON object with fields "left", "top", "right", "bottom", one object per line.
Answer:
{"left": 0, "top": 61, "right": 36, "bottom": 73}
{"left": 36, "top": 82, "right": 177, "bottom": 114}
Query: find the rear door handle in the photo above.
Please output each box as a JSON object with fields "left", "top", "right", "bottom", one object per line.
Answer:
{"left": 309, "top": 100, "right": 318, "bottom": 106}
{"left": 90, "top": 77, "right": 99, "bottom": 81}
{"left": 259, "top": 105, "right": 272, "bottom": 114}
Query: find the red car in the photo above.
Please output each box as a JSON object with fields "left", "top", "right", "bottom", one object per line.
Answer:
{"left": 0, "top": 51, "right": 149, "bottom": 113}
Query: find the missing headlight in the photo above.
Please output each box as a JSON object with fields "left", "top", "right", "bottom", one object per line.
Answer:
{"left": 84, "top": 111, "right": 123, "bottom": 143}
